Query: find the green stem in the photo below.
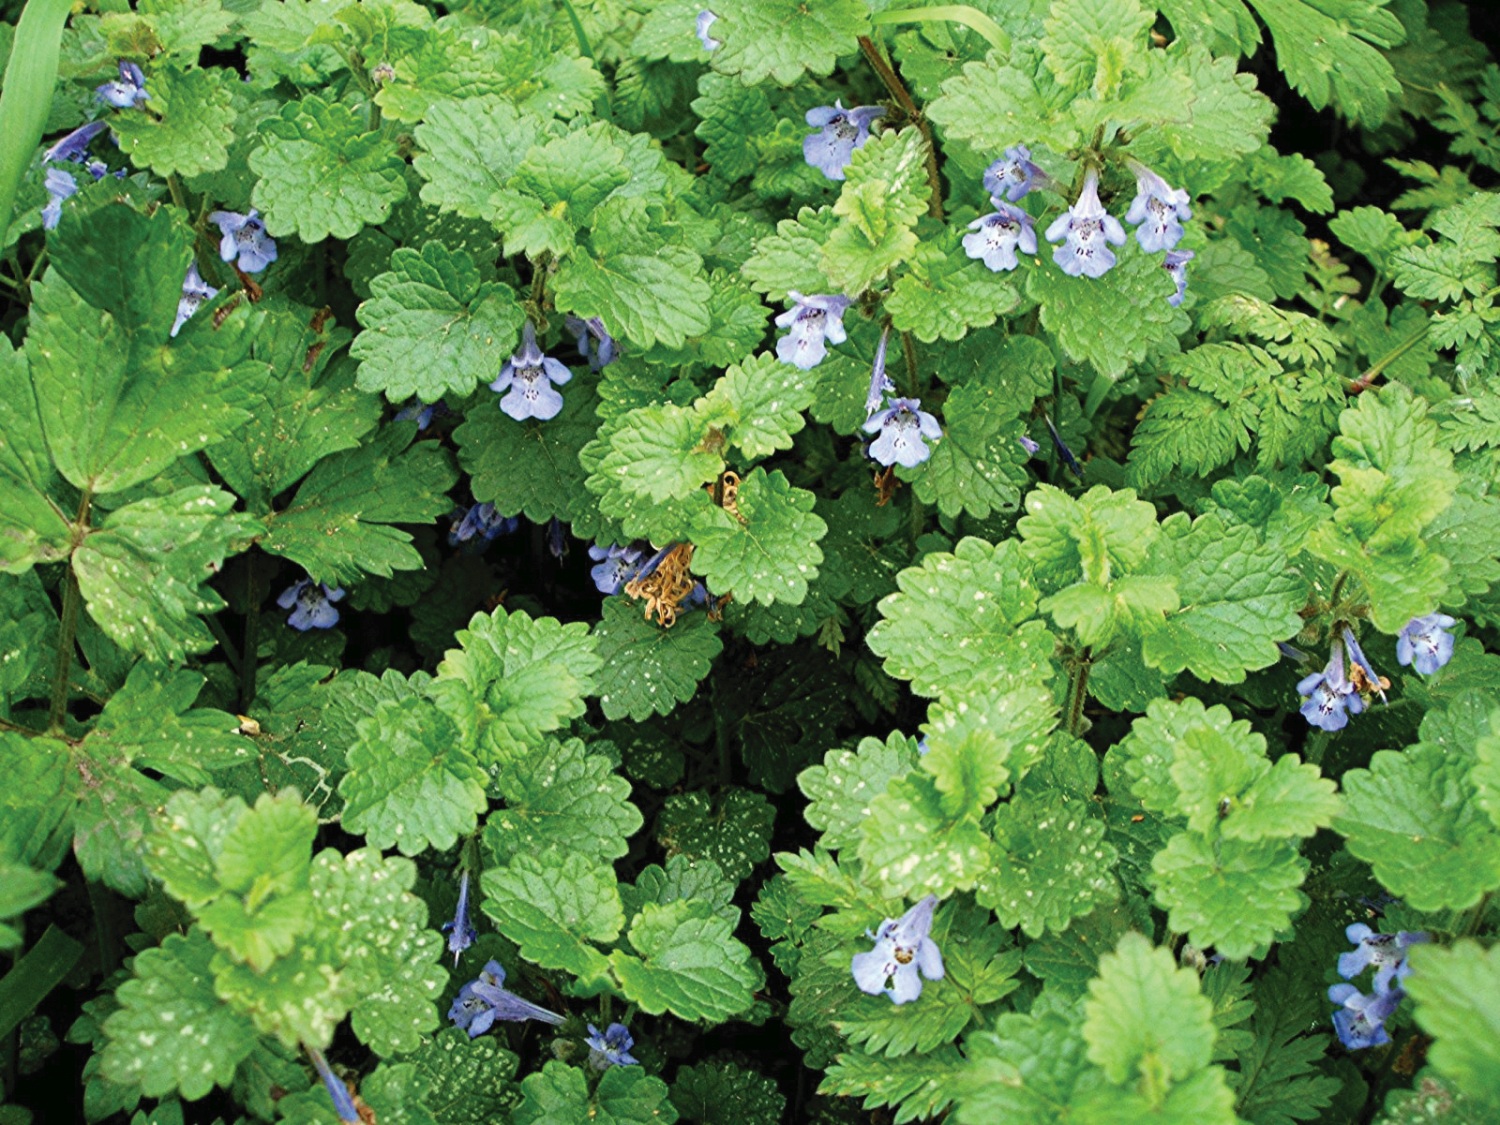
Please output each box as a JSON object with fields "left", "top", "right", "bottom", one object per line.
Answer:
{"left": 857, "top": 36, "right": 944, "bottom": 220}
{"left": 1066, "top": 648, "right": 1092, "bottom": 736}
{"left": 23, "top": 248, "right": 46, "bottom": 286}
{"left": 85, "top": 880, "right": 121, "bottom": 976}
{"left": 47, "top": 491, "right": 90, "bottom": 735}
{"left": 900, "top": 329, "right": 919, "bottom": 398}
{"left": 0, "top": 925, "right": 83, "bottom": 1042}
{"left": 205, "top": 613, "right": 242, "bottom": 675}
{"left": 166, "top": 172, "right": 187, "bottom": 212}
{"left": 369, "top": 99, "right": 382, "bottom": 133}
{"left": 558, "top": 0, "right": 614, "bottom": 121}
{"left": 1348, "top": 322, "right": 1430, "bottom": 393}
{"left": 0, "top": 0, "right": 74, "bottom": 251}
{"left": 240, "top": 555, "right": 261, "bottom": 709}
{"left": 869, "top": 5, "right": 1011, "bottom": 55}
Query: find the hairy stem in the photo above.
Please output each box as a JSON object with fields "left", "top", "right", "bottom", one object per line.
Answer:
{"left": 47, "top": 492, "right": 91, "bottom": 735}
{"left": 1347, "top": 323, "right": 1430, "bottom": 394}
{"left": 857, "top": 36, "right": 944, "bottom": 220}
{"left": 1066, "top": 648, "right": 1092, "bottom": 736}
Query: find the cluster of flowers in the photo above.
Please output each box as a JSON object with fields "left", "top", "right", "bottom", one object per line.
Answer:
{"left": 964, "top": 147, "right": 1194, "bottom": 302}
{"left": 441, "top": 877, "right": 638, "bottom": 1069}
{"left": 588, "top": 541, "right": 725, "bottom": 619}
{"left": 489, "top": 316, "right": 613, "bottom": 422}
{"left": 1296, "top": 614, "right": 1456, "bottom": 731}
{"left": 1329, "top": 922, "right": 1427, "bottom": 1050}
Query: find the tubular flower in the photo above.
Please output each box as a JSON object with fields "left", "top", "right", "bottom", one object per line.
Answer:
{"left": 589, "top": 542, "right": 647, "bottom": 595}
{"left": 1124, "top": 162, "right": 1191, "bottom": 252}
{"left": 1328, "top": 983, "right": 1404, "bottom": 1051}
{"left": 566, "top": 314, "right": 616, "bottom": 370}
{"left": 441, "top": 871, "right": 477, "bottom": 966}
{"left": 1045, "top": 170, "right": 1126, "bottom": 279}
{"left": 96, "top": 60, "right": 149, "bottom": 108}
{"left": 490, "top": 322, "right": 572, "bottom": 422}
{"left": 851, "top": 894, "right": 945, "bottom": 1004}
{"left": 307, "top": 1048, "right": 360, "bottom": 1124}
{"left": 864, "top": 398, "right": 942, "bottom": 469}
{"left": 802, "top": 101, "right": 883, "bottom": 181}
{"left": 41, "top": 168, "right": 79, "bottom": 231}
{"left": 1163, "top": 249, "right": 1194, "bottom": 306}
{"left": 1396, "top": 613, "right": 1457, "bottom": 675}
{"left": 1297, "top": 640, "right": 1362, "bottom": 732}
{"left": 277, "top": 576, "right": 345, "bottom": 631}
{"left": 448, "top": 960, "right": 565, "bottom": 1038}
{"left": 172, "top": 263, "right": 219, "bottom": 337}
{"left": 1341, "top": 627, "right": 1389, "bottom": 703}
{"left": 448, "top": 502, "right": 518, "bottom": 548}
{"left": 585, "top": 1023, "right": 639, "bottom": 1069}
{"left": 864, "top": 323, "right": 895, "bottom": 418}
{"left": 43, "top": 120, "right": 108, "bottom": 165}
{"left": 696, "top": 9, "right": 721, "bottom": 51}
{"left": 210, "top": 209, "right": 279, "bottom": 273}
{"left": 1338, "top": 923, "right": 1428, "bottom": 994}
{"left": 963, "top": 203, "right": 1038, "bottom": 272}
{"left": 982, "top": 144, "right": 1048, "bottom": 202}
{"left": 774, "top": 291, "right": 852, "bottom": 370}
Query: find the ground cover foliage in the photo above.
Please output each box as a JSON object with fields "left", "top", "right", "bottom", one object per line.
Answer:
{"left": 1, "top": 0, "right": 1499, "bottom": 1121}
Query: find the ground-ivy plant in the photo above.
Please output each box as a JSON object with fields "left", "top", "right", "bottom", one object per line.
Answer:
{"left": 1, "top": 0, "right": 1499, "bottom": 1121}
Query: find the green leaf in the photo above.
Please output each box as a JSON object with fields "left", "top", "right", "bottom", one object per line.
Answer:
{"left": 921, "top": 682, "right": 1058, "bottom": 819}
{"left": 436, "top": 606, "right": 601, "bottom": 764}
{"left": 1337, "top": 742, "right": 1500, "bottom": 911}
{"left": 516, "top": 1061, "right": 679, "bottom": 1125}
{"left": 948, "top": 1000, "right": 1093, "bottom": 1122}
{"left": 260, "top": 425, "right": 456, "bottom": 585}
{"left": 819, "top": 1047, "right": 961, "bottom": 1125}
{"left": 590, "top": 402, "right": 724, "bottom": 509}
{"left": 147, "top": 788, "right": 316, "bottom": 971}
{"left": 697, "top": 353, "right": 816, "bottom": 462}
{"left": 867, "top": 537, "right": 1055, "bottom": 698}
{"left": 1143, "top": 46, "right": 1272, "bottom": 163}
{"left": 485, "top": 738, "right": 642, "bottom": 866}
{"left": 657, "top": 787, "right": 774, "bottom": 884}
{"left": 689, "top": 468, "right": 827, "bottom": 606}
{"left": 412, "top": 95, "right": 545, "bottom": 220}
{"left": 1083, "top": 931, "right": 1214, "bottom": 1086}
{"left": 612, "top": 899, "right": 758, "bottom": 1022}
{"left": 857, "top": 773, "right": 993, "bottom": 899}
{"left": 249, "top": 94, "right": 408, "bottom": 242}
{"left": 1027, "top": 242, "right": 1183, "bottom": 379}
{"left": 0, "top": 339, "right": 70, "bottom": 573}
{"left": 339, "top": 692, "right": 487, "bottom": 857}
{"left": 0, "top": 863, "right": 58, "bottom": 950}
{"left": 929, "top": 54, "right": 1082, "bottom": 156}
{"left": 1151, "top": 833, "right": 1307, "bottom": 960}
{"left": 101, "top": 0, "right": 234, "bottom": 58}
{"left": 350, "top": 242, "right": 525, "bottom": 403}
{"left": 112, "top": 65, "right": 235, "bottom": 178}
{"left": 74, "top": 486, "right": 258, "bottom": 663}
{"left": 1018, "top": 483, "right": 1161, "bottom": 592}
{"left": 741, "top": 206, "right": 836, "bottom": 301}
{"left": 1039, "top": 0, "right": 1154, "bottom": 92}
{"left": 592, "top": 596, "right": 723, "bottom": 722}
{"left": 480, "top": 848, "right": 620, "bottom": 983}
{"left": 405, "top": 1028, "right": 521, "bottom": 1125}
{"left": 32, "top": 215, "right": 255, "bottom": 489}
{"left": 554, "top": 209, "right": 712, "bottom": 350}
{"left": 204, "top": 299, "right": 373, "bottom": 511}
{"left": 821, "top": 129, "right": 931, "bottom": 295}
{"left": 626, "top": 854, "right": 739, "bottom": 928}
{"left": 1225, "top": 753, "right": 1341, "bottom": 843}
{"left": 977, "top": 793, "right": 1118, "bottom": 938}
{"left": 887, "top": 229, "right": 1022, "bottom": 344}
{"left": 511, "top": 126, "right": 631, "bottom": 226}
{"left": 671, "top": 1061, "right": 786, "bottom": 1125}
{"left": 709, "top": 0, "right": 869, "bottom": 86}
{"left": 1306, "top": 363, "right": 1458, "bottom": 631}
{"left": 99, "top": 929, "right": 259, "bottom": 1101}
{"left": 798, "top": 733, "right": 920, "bottom": 853}
{"left": 1140, "top": 512, "right": 1309, "bottom": 684}
{"left": 1246, "top": 0, "right": 1403, "bottom": 127}
{"left": 1406, "top": 941, "right": 1500, "bottom": 1109}
{"left": 910, "top": 377, "right": 1032, "bottom": 521}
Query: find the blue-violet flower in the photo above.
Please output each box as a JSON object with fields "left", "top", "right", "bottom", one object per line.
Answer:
{"left": 395, "top": 398, "right": 439, "bottom": 429}
{"left": 442, "top": 871, "right": 477, "bottom": 966}
{"left": 566, "top": 314, "right": 616, "bottom": 370}
{"left": 449, "top": 960, "right": 565, "bottom": 1038}
{"left": 851, "top": 893, "right": 944, "bottom": 1004}
{"left": 43, "top": 120, "right": 108, "bottom": 165}
{"left": 41, "top": 168, "right": 78, "bottom": 231}
{"left": 865, "top": 323, "right": 894, "bottom": 417}
{"left": 1019, "top": 433, "right": 1040, "bottom": 456}
{"left": 308, "top": 1048, "right": 360, "bottom": 1124}
{"left": 1328, "top": 983, "right": 1404, "bottom": 1050}
{"left": 1341, "top": 627, "right": 1388, "bottom": 703}
{"left": 448, "top": 502, "right": 518, "bottom": 548}
{"left": 585, "top": 1023, "right": 638, "bottom": 1069}
{"left": 982, "top": 145, "right": 1047, "bottom": 202}
{"left": 1396, "top": 613, "right": 1457, "bottom": 675}
{"left": 546, "top": 517, "right": 567, "bottom": 562}
{"left": 1338, "top": 923, "right": 1427, "bottom": 994}
{"left": 171, "top": 262, "right": 218, "bottom": 337}
{"left": 277, "top": 576, "right": 345, "bottom": 631}
{"left": 210, "top": 208, "right": 278, "bottom": 273}
{"left": 1297, "top": 640, "right": 1363, "bottom": 732}
{"left": 589, "top": 543, "right": 646, "bottom": 595}
{"left": 803, "top": 101, "right": 883, "bottom": 181}
{"left": 1124, "top": 162, "right": 1191, "bottom": 252}
{"left": 696, "top": 9, "right": 721, "bottom": 51}
{"left": 96, "top": 60, "right": 149, "bottom": 108}
{"left": 490, "top": 321, "right": 571, "bottom": 422}
{"left": 864, "top": 398, "right": 942, "bottom": 468}
{"left": 1045, "top": 416, "right": 1084, "bottom": 479}
{"left": 775, "top": 291, "right": 851, "bottom": 370}
{"left": 1045, "top": 170, "right": 1126, "bottom": 279}
{"left": 963, "top": 202, "right": 1038, "bottom": 272}
{"left": 1163, "top": 249, "right": 1193, "bottom": 306}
